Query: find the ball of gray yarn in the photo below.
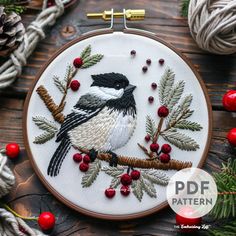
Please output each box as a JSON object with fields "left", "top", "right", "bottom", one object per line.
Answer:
{"left": 188, "top": 0, "right": 236, "bottom": 54}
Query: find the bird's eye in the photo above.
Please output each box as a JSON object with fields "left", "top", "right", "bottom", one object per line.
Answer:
{"left": 115, "top": 83, "right": 121, "bottom": 90}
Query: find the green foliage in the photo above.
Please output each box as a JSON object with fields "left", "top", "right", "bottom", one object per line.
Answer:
{"left": 181, "top": 0, "right": 190, "bottom": 17}
{"left": 208, "top": 219, "right": 236, "bottom": 236}
{"left": 210, "top": 159, "right": 236, "bottom": 219}
{"left": 146, "top": 115, "right": 156, "bottom": 141}
{"left": 0, "top": 0, "right": 25, "bottom": 14}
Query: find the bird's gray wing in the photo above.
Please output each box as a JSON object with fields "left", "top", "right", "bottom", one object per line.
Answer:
{"left": 56, "top": 94, "right": 106, "bottom": 142}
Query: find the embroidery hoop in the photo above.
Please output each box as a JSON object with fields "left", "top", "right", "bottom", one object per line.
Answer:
{"left": 23, "top": 9, "right": 213, "bottom": 220}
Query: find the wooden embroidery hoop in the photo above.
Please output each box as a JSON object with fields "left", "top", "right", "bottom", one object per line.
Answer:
{"left": 23, "top": 9, "right": 213, "bottom": 220}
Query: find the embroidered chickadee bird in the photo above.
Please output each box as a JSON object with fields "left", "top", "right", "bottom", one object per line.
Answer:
{"left": 47, "top": 73, "right": 137, "bottom": 177}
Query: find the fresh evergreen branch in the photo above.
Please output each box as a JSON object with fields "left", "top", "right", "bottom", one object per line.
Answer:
{"left": 208, "top": 219, "right": 236, "bottom": 236}
{"left": 181, "top": 0, "right": 190, "bottom": 17}
{"left": 4, "top": 5, "right": 25, "bottom": 14}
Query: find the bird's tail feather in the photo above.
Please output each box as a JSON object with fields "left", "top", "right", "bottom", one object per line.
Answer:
{"left": 47, "top": 138, "right": 71, "bottom": 177}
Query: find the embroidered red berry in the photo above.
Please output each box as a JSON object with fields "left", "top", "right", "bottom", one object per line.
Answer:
{"left": 158, "top": 106, "right": 169, "bottom": 117}
{"left": 148, "top": 96, "right": 154, "bottom": 103}
{"left": 159, "top": 58, "right": 165, "bottom": 65}
{"left": 70, "top": 80, "right": 80, "bottom": 91}
{"left": 73, "top": 153, "right": 83, "bottom": 163}
{"left": 151, "top": 82, "right": 157, "bottom": 90}
{"left": 222, "top": 90, "right": 236, "bottom": 111}
{"left": 83, "top": 154, "right": 91, "bottom": 164}
{"left": 79, "top": 162, "right": 89, "bottom": 172}
{"left": 227, "top": 128, "right": 236, "bottom": 146}
{"left": 120, "top": 174, "right": 132, "bottom": 186}
{"left": 161, "top": 144, "right": 172, "bottom": 154}
{"left": 160, "top": 153, "right": 170, "bottom": 163}
{"left": 145, "top": 134, "right": 151, "bottom": 142}
{"left": 105, "top": 187, "right": 116, "bottom": 198}
{"left": 146, "top": 59, "right": 151, "bottom": 65}
{"left": 120, "top": 185, "right": 130, "bottom": 196}
{"left": 150, "top": 143, "right": 159, "bottom": 152}
{"left": 130, "top": 50, "right": 136, "bottom": 56}
{"left": 131, "top": 170, "right": 140, "bottom": 180}
{"left": 5, "top": 143, "right": 20, "bottom": 159}
{"left": 38, "top": 212, "right": 55, "bottom": 232}
{"left": 73, "top": 57, "right": 83, "bottom": 68}
{"left": 142, "top": 66, "right": 148, "bottom": 73}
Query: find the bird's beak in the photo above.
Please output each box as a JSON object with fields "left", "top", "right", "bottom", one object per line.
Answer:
{"left": 125, "top": 84, "right": 136, "bottom": 92}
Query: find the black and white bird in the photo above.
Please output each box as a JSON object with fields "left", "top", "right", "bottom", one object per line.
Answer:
{"left": 47, "top": 73, "right": 137, "bottom": 177}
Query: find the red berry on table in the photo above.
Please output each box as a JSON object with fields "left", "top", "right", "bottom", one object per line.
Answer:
{"left": 227, "top": 128, "right": 236, "bottom": 146}
{"left": 151, "top": 82, "right": 157, "bottom": 90}
{"left": 146, "top": 59, "right": 151, "bottom": 65}
{"left": 222, "top": 90, "right": 236, "bottom": 111}
{"left": 105, "top": 187, "right": 116, "bottom": 198}
{"left": 158, "top": 105, "right": 169, "bottom": 117}
{"left": 131, "top": 170, "right": 140, "bottom": 180}
{"left": 145, "top": 134, "right": 151, "bottom": 142}
{"left": 5, "top": 143, "right": 20, "bottom": 159}
{"left": 148, "top": 96, "right": 154, "bottom": 103}
{"left": 130, "top": 50, "right": 136, "bottom": 56}
{"left": 120, "top": 185, "right": 130, "bottom": 196}
{"left": 161, "top": 144, "right": 172, "bottom": 154}
{"left": 150, "top": 143, "right": 159, "bottom": 152}
{"left": 79, "top": 162, "right": 89, "bottom": 172}
{"left": 38, "top": 212, "right": 55, "bottom": 231}
{"left": 120, "top": 174, "right": 132, "bottom": 186}
{"left": 73, "top": 57, "right": 83, "bottom": 68}
{"left": 160, "top": 153, "right": 170, "bottom": 163}
{"left": 70, "top": 80, "right": 80, "bottom": 91}
{"left": 83, "top": 154, "right": 91, "bottom": 164}
{"left": 142, "top": 66, "right": 148, "bottom": 73}
{"left": 159, "top": 58, "right": 165, "bottom": 65}
{"left": 73, "top": 153, "right": 83, "bottom": 163}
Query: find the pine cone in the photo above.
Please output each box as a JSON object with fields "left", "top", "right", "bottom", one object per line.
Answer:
{"left": 0, "top": 7, "right": 25, "bottom": 56}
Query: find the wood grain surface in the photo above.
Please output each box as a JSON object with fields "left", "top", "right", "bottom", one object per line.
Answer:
{"left": 0, "top": 0, "right": 236, "bottom": 235}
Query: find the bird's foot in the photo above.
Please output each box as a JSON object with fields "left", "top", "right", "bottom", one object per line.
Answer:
{"left": 108, "top": 151, "right": 118, "bottom": 167}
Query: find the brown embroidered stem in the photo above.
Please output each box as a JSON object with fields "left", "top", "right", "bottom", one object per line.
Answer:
{"left": 137, "top": 143, "right": 153, "bottom": 158}
{"left": 153, "top": 117, "right": 164, "bottom": 143}
{"left": 36, "top": 67, "right": 77, "bottom": 124}
{"left": 218, "top": 191, "right": 236, "bottom": 195}
{"left": 77, "top": 147, "right": 192, "bottom": 171}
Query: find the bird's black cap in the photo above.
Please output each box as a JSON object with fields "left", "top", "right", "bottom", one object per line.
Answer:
{"left": 91, "top": 73, "right": 129, "bottom": 90}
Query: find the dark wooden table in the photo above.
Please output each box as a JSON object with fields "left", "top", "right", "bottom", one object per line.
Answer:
{"left": 0, "top": 0, "right": 235, "bottom": 235}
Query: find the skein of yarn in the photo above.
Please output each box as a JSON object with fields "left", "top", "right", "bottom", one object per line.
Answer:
{"left": 188, "top": 0, "right": 236, "bottom": 54}
{"left": 0, "top": 151, "right": 45, "bottom": 236}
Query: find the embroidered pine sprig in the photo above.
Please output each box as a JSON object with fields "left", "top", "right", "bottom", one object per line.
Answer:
{"left": 161, "top": 128, "right": 199, "bottom": 151}
{"left": 81, "top": 54, "right": 104, "bottom": 69}
{"left": 174, "top": 120, "right": 202, "bottom": 131}
{"left": 131, "top": 179, "right": 143, "bottom": 202}
{"left": 81, "top": 159, "right": 101, "bottom": 187}
{"left": 140, "top": 176, "right": 157, "bottom": 198}
{"left": 110, "top": 177, "right": 120, "bottom": 188}
{"left": 159, "top": 67, "right": 175, "bottom": 105}
{"left": 146, "top": 115, "right": 156, "bottom": 141}
{"left": 32, "top": 116, "right": 58, "bottom": 144}
{"left": 53, "top": 75, "right": 66, "bottom": 94}
{"left": 80, "top": 45, "right": 91, "bottom": 60}
{"left": 142, "top": 169, "right": 169, "bottom": 186}
{"left": 102, "top": 166, "right": 125, "bottom": 177}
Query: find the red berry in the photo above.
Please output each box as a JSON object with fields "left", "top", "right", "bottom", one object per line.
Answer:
{"left": 150, "top": 143, "right": 159, "bottom": 152}
{"left": 105, "top": 187, "right": 116, "bottom": 198}
{"left": 120, "top": 185, "right": 130, "bottom": 196}
{"left": 73, "top": 153, "right": 83, "bottom": 163}
{"left": 148, "top": 96, "right": 154, "bottom": 103}
{"left": 160, "top": 153, "right": 170, "bottom": 163}
{"left": 47, "top": 0, "right": 55, "bottom": 7}
{"left": 130, "top": 50, "right": 136, "bottom": 56}
{"left": 222, "top": 90, "right": 236, "bottom": 111}
{"left": 146, "top": 59, "right": 151, "bottom": 65}
{"left": 151, "top": 82, "right": 157, "bottom": 90}
{"left": 142, "top": 66, "right": 148, "bottom": 73}
{"left": 227, "top": 128, "right": 236, "bottom": 146}
{"left": 5, "top": 143, "right": 20, "bottom": 159}
{"left": 158, "top": 106, "right": 169, "bottom": 117}
{"left": 79, "top": 162, "right": 89, "bottom": 172}
{"left": 131, "top": 170, "right": 140, "bottom": 180}
{"left": 145, "top": 134, "right": 151, "bottom": 142}
{"left": 83, "top": 154, "right": 91, "bottom": 164}
{"left": 159, "top": 58, "right": 165, "bottom": 65}
{"left": 120, "top": 174, "right": 132, "bottom": 186}
{"left": 70, "top": 80, "right": 80, "bottom": 91}
{"left": 38, "top": 212, "right": 55, "bottom": 231}
{"left": 161, "top": 144, "right": 172, "bottom": 154}
{"left": 73, "top": 57, "right": 83, "bottom": 68}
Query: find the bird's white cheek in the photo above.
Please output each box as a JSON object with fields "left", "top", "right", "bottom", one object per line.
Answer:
{"left": 89, "top": 86, "right": 124, "bottom": 100}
